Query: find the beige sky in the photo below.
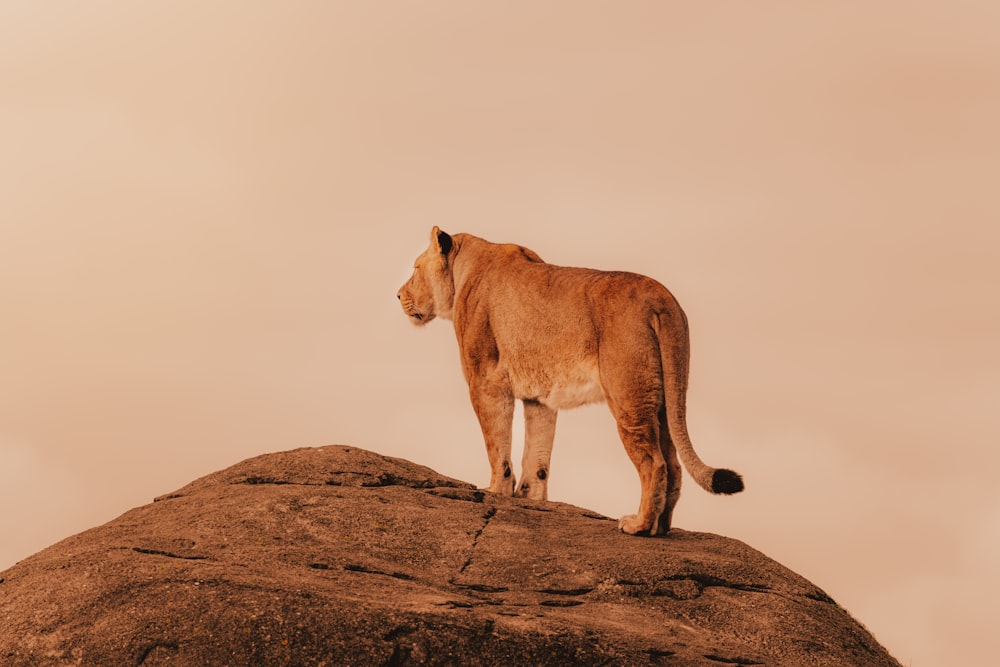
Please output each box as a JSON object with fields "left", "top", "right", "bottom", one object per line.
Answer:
{"left": 2, "top": 2, "right": 998, "bottom": 664}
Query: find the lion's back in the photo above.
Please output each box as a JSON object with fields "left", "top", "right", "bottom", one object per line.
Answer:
{"left": 454, "top": 253, "right": 680, "bottom": 406}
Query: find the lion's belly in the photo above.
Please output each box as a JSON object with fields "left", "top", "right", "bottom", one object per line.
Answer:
{"left": 541, "top": 377, "right": 606, "bottom": 410}
{"left": 509, "top": 360, "right": 605, "bottom": 410}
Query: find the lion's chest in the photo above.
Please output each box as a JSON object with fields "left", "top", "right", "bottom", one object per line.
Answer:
{"left": 507, "top": 358, "right": 605, "bottom": 410}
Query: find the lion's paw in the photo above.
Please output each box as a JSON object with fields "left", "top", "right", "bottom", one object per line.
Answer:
{"left": 618, "top": 514, "right": 650, "bottom": 536}
{"left": 515, "top": 480, "right": 548, "bottom": 501}
{"left": 485, "top": 480, "right": 516, "bottom": 496}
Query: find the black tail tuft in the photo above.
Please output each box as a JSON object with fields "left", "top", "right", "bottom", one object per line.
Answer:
{"left": 712, "top": 469, "right": 744, "bottom": 495}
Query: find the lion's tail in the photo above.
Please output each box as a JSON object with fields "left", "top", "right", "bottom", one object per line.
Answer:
{"left": 656, "top": 310, "right": 744, "bottom": 495}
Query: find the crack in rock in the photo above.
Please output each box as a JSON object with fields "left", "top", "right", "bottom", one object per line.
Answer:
{"left": 458, "top": 507, "right": 497, "bottom": 574}
{"left": 644, "top": 574, "right": 773, "bottom": 600}
{"left": 538, "top": 587, "right": 594, "bottom": 596}
{"left": 805, "top": 589, "right": 837, "bottom": 605}
{"left": 675, "top": 574, "right": 772, "bottom": 593}
{"left": 455, "top": 582, "right": 508, "bottom": 593}
{"left": 233, "top": 471, "right": 470, "bottom": 490}
{"left": 424, "top": 488, "right": 486, "bottom": 503}
{"left": 704, "top": 654, "right": 765, "bottom": 665}
{"left": 132, "top": 547, "right": 208, "bottom": 561}
{"left": 325, "top": 471, "right": 468, "bottom": 489}
{"left": 135, "top": 641, "right": 179, "bottom": 666}
{"left": 539, "top": 599, "right": 584, "bottom": 607}
{"left": 343, "top": 563, "right": 415, "bottom": 581}
{"left": 646, "top": 648, "right": 677, "bottom": 662}
{"left": 439, "top": 600, "right": 475, "bottom": 609}
{"left": 235, "top": 476, "right": 298, "bottom": 486}
{"left": 652, "top": 574, "right": 830, "bottom": 606}
{"left": 383, "top": 625, "right": 424, "bottom": 666}
{"left": 152, "top": 493, "right": 185, "bottom": 502}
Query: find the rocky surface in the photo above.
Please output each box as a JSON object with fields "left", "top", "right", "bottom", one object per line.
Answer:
{"left": 0, "top": 445, "right": 900, "bottom": 666}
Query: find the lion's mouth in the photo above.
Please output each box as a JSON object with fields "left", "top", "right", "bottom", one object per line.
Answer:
{"left": 403, "top": 306, "right": 432, "bottom": 324}
{"left": 400, "top": 295, "right": 433, "bottom": 324}
{"left": 407, "top": 310, "right": 435, "bottom": 325}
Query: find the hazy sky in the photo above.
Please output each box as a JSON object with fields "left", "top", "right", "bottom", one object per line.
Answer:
{"left": 2, "top": 2, "right": 998, "bottom": 665}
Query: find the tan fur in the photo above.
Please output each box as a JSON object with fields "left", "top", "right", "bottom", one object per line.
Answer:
{"left": 398, "top": 227, "right": 743, "bottom": 535}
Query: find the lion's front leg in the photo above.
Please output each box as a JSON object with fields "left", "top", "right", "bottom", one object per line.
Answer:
{"left": 516, "top": 399, "right": 557, "bottom": 500}
{"left": 469, "top": 379, "right": 516, "bottom": 496}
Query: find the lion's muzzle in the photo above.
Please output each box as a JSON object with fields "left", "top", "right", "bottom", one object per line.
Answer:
{"left": 397, "top": 290, "right": 432, "bottom": 325}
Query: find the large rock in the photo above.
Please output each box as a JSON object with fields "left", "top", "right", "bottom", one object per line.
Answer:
{"left": 0, "top": 445, "right": 899, "bottom": 666}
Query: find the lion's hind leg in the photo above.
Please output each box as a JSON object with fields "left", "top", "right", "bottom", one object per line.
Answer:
{"left": 611, "top": 414, "right": 668, "bottom": 536}
{"left": 600, "top": 332, "right": 669, "bottom": 536}
{"left": 657, "top": 404, "right": 683, "bottom": 534}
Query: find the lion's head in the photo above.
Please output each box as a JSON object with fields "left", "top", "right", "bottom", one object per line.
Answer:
{"left": 397, "top": 226, "right": 456, "bottom": 325}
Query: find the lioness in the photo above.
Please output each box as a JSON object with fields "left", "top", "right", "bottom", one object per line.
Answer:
{"left": 397, "top": 227, "right": 743, "bottom": 535}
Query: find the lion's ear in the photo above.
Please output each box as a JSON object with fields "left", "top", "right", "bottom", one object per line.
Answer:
{"left": 432, "top": 226, "right": 453, "bottom": 255}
